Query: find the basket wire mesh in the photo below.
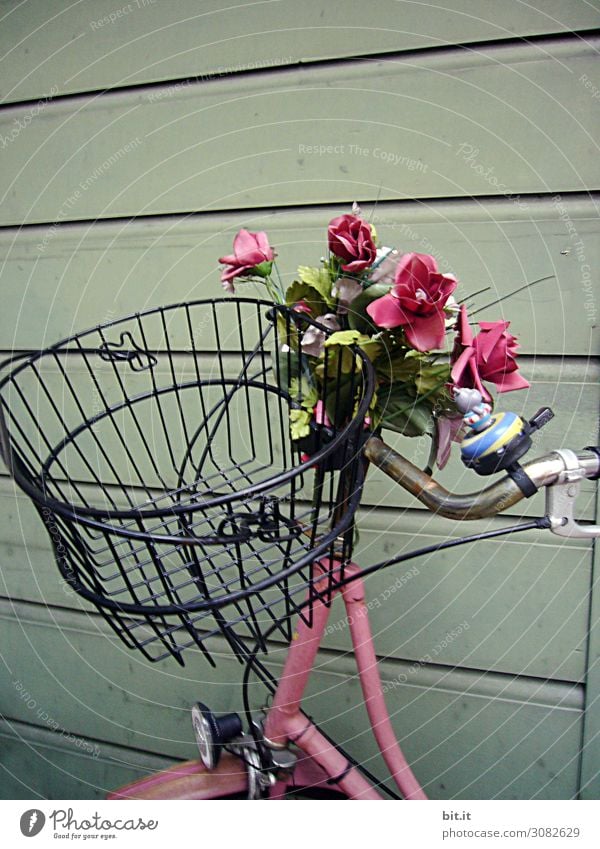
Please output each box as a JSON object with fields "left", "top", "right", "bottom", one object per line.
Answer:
{"left": 0, "top": 299, "right": 376, "bottom": 665}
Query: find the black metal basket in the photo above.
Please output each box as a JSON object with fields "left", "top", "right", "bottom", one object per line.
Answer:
{"left": 0, "top": 299, "right": 376, "bottom": 665}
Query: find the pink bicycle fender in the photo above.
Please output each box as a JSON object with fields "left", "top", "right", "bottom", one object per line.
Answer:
{"left": 107, "top": 755, "right": 247, "bottom": 800}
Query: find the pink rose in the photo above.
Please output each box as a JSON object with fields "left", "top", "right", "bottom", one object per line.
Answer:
{"left": 451, "top": 305, "right": 529, "bottom": 401}
{"left": 366, "top": 253, "right": 457, "bottom": 352}
{"left": 328, "top": 214, "right": 377, "bottom": 273}
{"left": 219, "top": 229, "right": 275, "bottom": 293}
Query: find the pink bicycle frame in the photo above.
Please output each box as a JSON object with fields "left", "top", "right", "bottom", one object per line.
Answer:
{"left": 109, "top": 561, "right": 426, "bottom": 801}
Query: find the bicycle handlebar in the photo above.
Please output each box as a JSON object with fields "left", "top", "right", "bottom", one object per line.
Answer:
{"left": 364, "top": 435, "right": 600, "bottom": 535}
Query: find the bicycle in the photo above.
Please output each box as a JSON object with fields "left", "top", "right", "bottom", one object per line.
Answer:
{"left": 1, "top": 297, "right": 598, "bottom": 800}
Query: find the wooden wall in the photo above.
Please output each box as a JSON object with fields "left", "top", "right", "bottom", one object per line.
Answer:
{"left": 0, "top": 0, "right": 599, "bottom": 799}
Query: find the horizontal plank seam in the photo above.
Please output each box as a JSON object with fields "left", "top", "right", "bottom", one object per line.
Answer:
{"left": 1, "top": 28, "right": 598, "bottom": 114}
{"left": 0, "top": 715, "right": 179, "bottom": 766}
{"left": 0, "top": 191, "right": 599, "bottom": 234}
{"left": 258, "top": 647, "right": 585, "bottom": 707}
{"left": 0, "top": 596, "right": 586, "bottom": 697}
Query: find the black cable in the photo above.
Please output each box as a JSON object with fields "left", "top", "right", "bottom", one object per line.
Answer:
{"left": 324, "top": 517, "right": 550, "bottom": 596}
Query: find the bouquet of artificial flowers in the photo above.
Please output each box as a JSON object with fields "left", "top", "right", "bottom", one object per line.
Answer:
{"left": 218, "top": 205, "right": 529, "bottom": 468}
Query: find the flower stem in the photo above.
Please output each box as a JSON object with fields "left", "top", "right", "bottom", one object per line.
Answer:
{"left": 471, "top": 275, "right": 554, "bottom": 315}
{"left": 272, "top": 261, "right": 286, "bottom": 302}
{"left": 264, "top": 275, "right": 283, "bottom": 304}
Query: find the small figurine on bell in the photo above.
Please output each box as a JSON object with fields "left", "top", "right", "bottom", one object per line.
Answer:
{"left": 453, "top": 387, "right": 492, "bottom": 433}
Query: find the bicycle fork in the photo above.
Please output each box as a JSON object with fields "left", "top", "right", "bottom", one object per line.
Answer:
{"left": 262, "top": 561, "right": 427, "bottom": 800}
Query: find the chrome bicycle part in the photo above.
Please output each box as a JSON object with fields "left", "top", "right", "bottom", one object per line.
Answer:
{"left": 546, "top": 449, "right": 600, "bottom": 539}
{"left": 192, "top": 703, "right": 297, "bottom": 797}
{"left": 244, "top": 744, "right": 272, "bottom": 800}
{"left": 229, "top": 733, "right": 277, "bottom": 799}
{"left": 191, "top": 702, "right": 243, "bottom": 770}
{"left": 229, "top": 715, "right": 298, "bottom": 799}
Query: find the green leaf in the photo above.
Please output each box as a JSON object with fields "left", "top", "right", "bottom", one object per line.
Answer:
{"left": 314, "top": 348, "right": 355, "bottom": 378}
{"left": 415, "top": 362, "right": 451, "bottom": 395}
{"left": 322, "top": 374, "right": 356, "bottom": 428}
{"left": 353, "top": 387, "right": 380, "bottom": 429}
{"left": 325, "top": 330, "right": 381, "bottom": 362}
{"left": 375, "top": 347, "right": 421, "bottom": 383}
{"left": 297, "top": 266, "right": 335, "bottom": 306}
{"left": 347, "top": 283, "right": 392, "bottom": 334}
{"left": 275, "top": 313, "right": 299, "bottom": 353}
{"left": 325, "top": 329, "right": 367, "bottom": 347}
{"left": 273, "top": 314, "right": 302, "bottom": 391}
{"left": 251, "top": 260, "right": 274, "bottom": 278}
{"left": 289, "top": 376, "right": 318, "bottom": 410}
{"left": 377, "top": 384, "right": 433, "bottom": 437}
{"left": 284, "top": 280, "right": 328, "bottom": 316}
{"left": 289, "top": 408, "right": 312, "bottom": 440}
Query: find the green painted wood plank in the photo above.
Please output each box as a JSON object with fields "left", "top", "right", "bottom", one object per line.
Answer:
{"left": 2, "top": 0, "right": 600, "bottom": 104}
{"left": 0, "top": 718, "right": 175, "bottom": 800}
{"left": 0, "top": 198, "right": 598, "bottom": 356}
{"left": 0, "top": 198, "right": 600, "bottom": 356}
{"left": 0, "top": 475, "right": 594, "bottom": 682}
{"left": 0, "top": 598, "right": 583, "bottom": 798}
{"left": 1, "top": 39, "right": 598, "bottom": 225}
{"left": 330, "top": 509, "right": 593, "bottom": 683}
{"left": 309, "top": 666, "right": 583, "bottom": 800}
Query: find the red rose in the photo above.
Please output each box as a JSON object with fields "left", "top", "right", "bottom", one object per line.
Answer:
{"left": 366, "top": 253, "right": 457, "bottom": 351}
{"left": 328, "top": 213, "right": 377, "bottom": 273}
{"left": 451, "top": 305, "right": 529, "bottom": 400}
{"left": 219, "top": 229, "right": 275, "bottom": 292}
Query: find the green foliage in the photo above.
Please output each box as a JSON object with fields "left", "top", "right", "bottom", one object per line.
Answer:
{"left": 377, "top": 383, "right": 434, "bottom": 437}
{"left": 322, "top": 373, "right": 357, "bottom": 428}
{"left": 289, "top": 407, "right": 312, "bottom": 440}
{"left": 285, "top": 280, "right": 328, "bottom": 316}
{"left": 325, "top": 329, "right": 381, "bottom": 364}
{"left": 375, "top": 345, "right": 421, "bottom": 384}
{"left": 415, "top": 361, "right": 451, "bottom": 395}
{"left": 297, "top": 265, "right": 336, "bottom": 307}
{"left": 289, "top": 376, "right": 318, "bottom": 409}
{"left": 251, "top": 260, "right": 274, "bottom": 278}
{"left": 347, "top": 283, "right": 391, "bottom": 334}
{"left": 288, "top": 376, "right": 319, "bottom": 439}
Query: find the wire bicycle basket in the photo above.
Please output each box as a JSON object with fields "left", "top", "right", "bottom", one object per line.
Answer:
{"left": 0, "top": 299, "right": 376, "bottom": 665}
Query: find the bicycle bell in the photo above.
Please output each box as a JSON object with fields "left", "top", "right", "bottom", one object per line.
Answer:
{"left": 454, "top": 387, "right": 554, "bottom": 489}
